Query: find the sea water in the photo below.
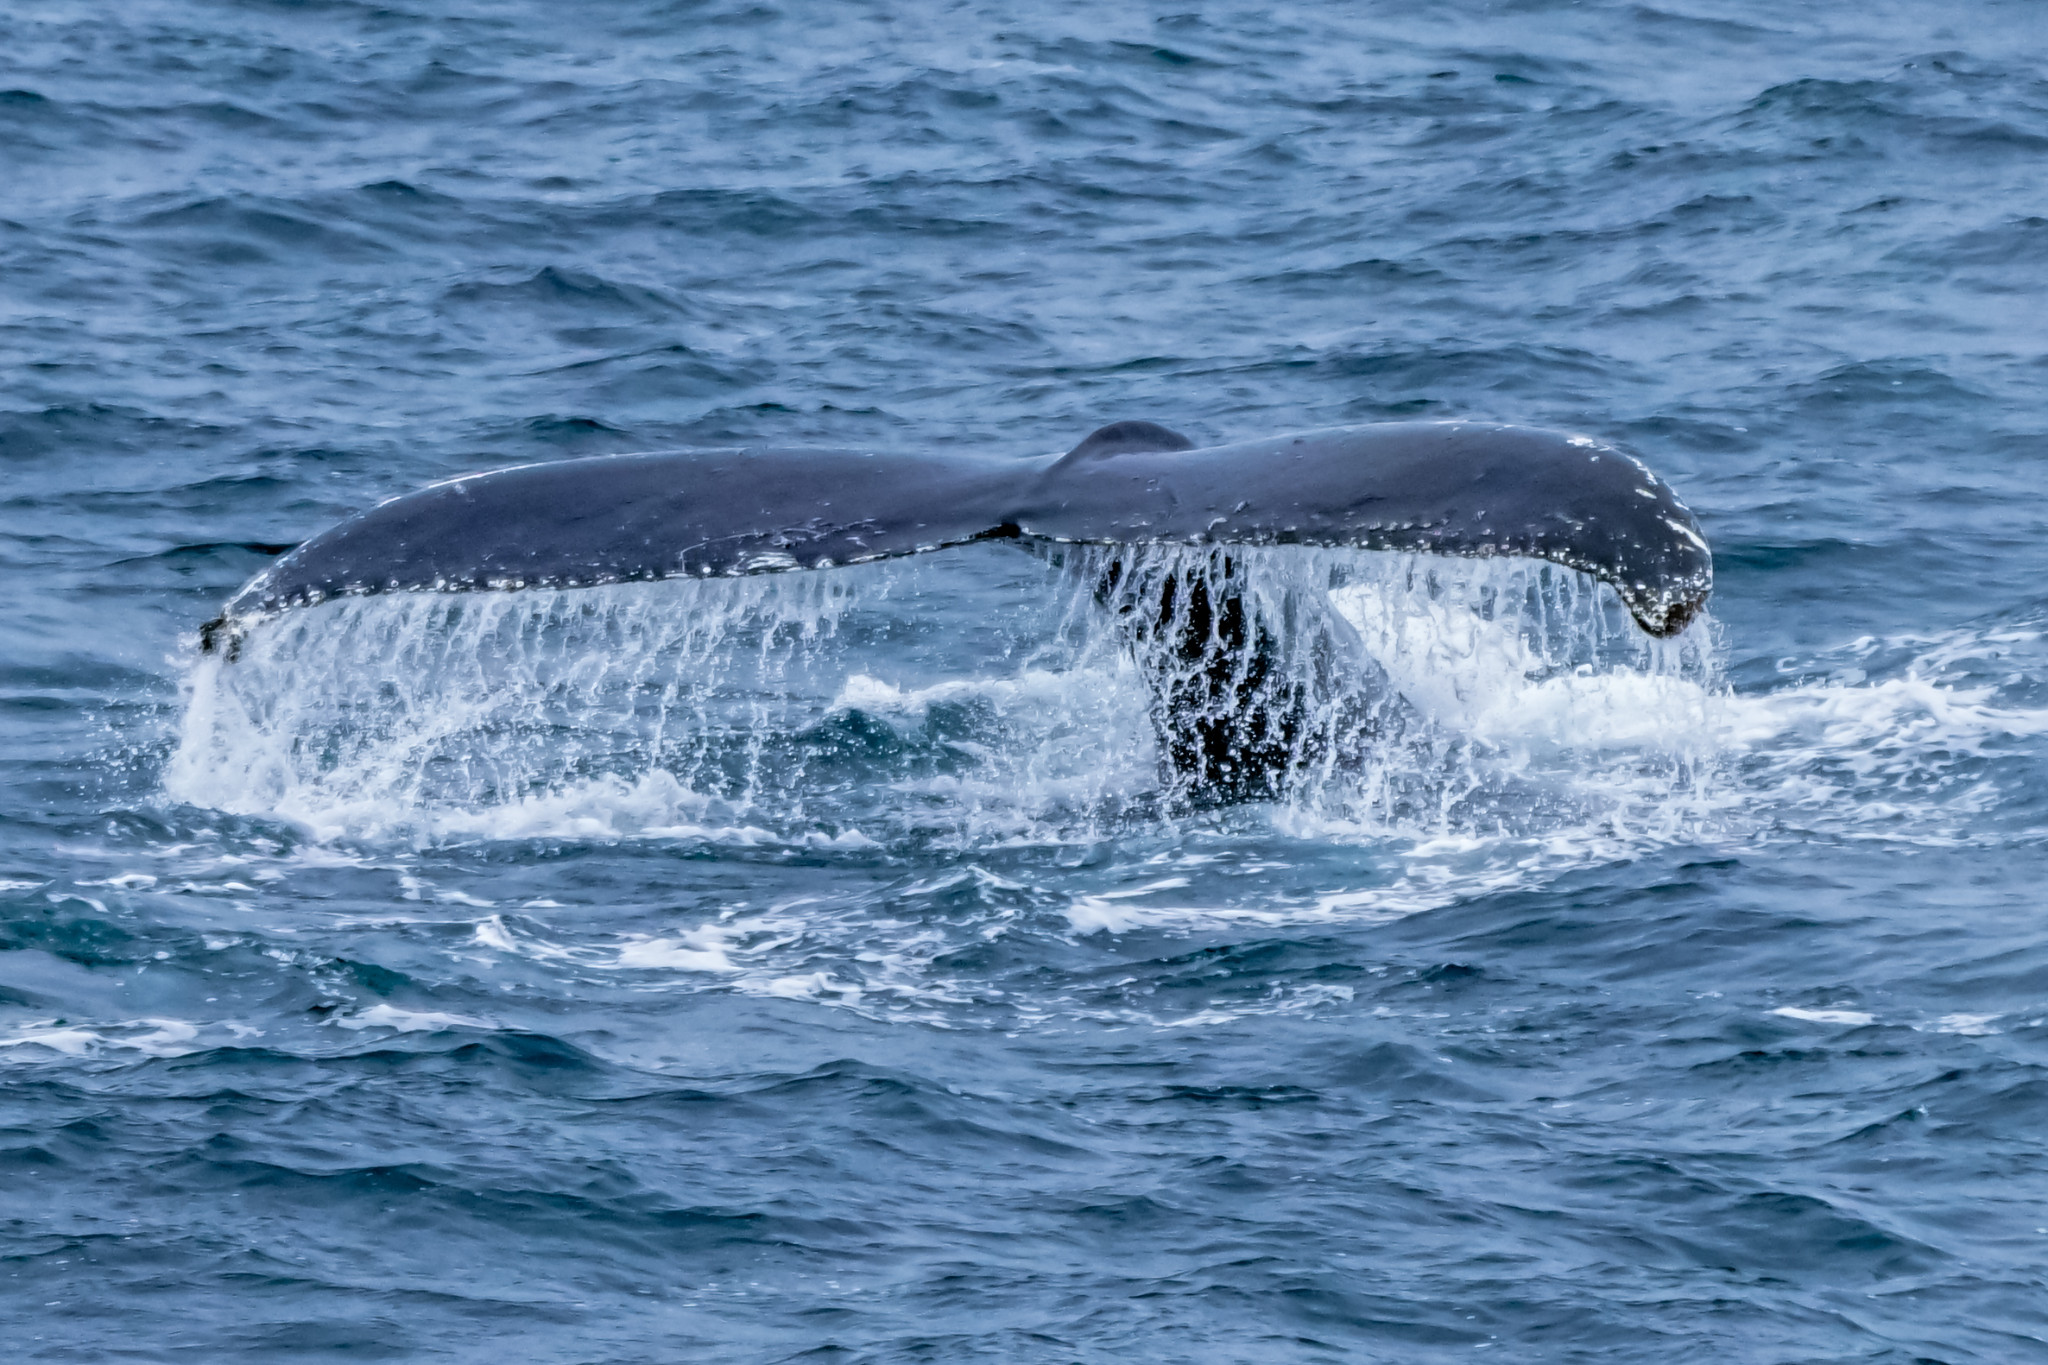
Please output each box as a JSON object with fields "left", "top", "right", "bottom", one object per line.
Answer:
{"left": 4, "top": 2, "right": 2047, "bottom": 1360}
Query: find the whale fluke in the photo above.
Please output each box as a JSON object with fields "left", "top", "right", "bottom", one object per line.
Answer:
{"left": 202, "top": 421, "right": 1711, "bottom": 653}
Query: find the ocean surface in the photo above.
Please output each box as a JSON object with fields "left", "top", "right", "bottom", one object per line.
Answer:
{"left": 5, "top": 1, "right": 2048, "bottom": 1360}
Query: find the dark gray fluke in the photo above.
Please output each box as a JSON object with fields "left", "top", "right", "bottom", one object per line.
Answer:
{"left": 203, "top": 421, "right": 1711, "bottom": 653}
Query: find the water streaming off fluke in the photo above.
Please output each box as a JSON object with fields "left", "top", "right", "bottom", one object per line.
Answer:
{"left": 166, "top": 546, "right": 1722, "bottom": 848}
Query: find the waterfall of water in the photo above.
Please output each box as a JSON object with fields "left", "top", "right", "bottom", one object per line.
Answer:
{"left": 165, "top": 544, "right": 1721, "bottom": 847}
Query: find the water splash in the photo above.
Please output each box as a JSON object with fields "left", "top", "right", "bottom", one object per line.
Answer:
{"left": 164, "top": 544, "right": 1726, "bottom": 850}
{"left": 165, "top": 550, "right": 1154, "bottom": 844}
{"left": 134, "top": 550, "right": 2048, "bottom": 1031}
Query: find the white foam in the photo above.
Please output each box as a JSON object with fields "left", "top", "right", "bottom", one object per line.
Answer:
{"left": 332, "top": 1004, "right": 487, "bottom": 1033}
{"left": 614, "top": 927, "right": 742, "bottom": 974}
{"left": 1772, "top": 1006, "right": 1876, "bottom": 1026}
{"left": 471, "top": 915, "right": 519, "bottom": 952}
{"left": 758, "top": 972, "right": 865, "bottom": 1004}
{"left": 0, "top": 1018, "right": 215, "bottom": 1060}
{"left": 1930, "top": 1013, "right": 2001, "bottom": 1035}
{"left": 0, "top": 1025, "right": 101, "bottom": 1057}
{"left": 1066, "top": 879, "right": 1203, "bottom": 934}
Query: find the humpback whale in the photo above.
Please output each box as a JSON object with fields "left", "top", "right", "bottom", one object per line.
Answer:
{"left": 201, "top": 420, "right": 1711, "bottom": 798}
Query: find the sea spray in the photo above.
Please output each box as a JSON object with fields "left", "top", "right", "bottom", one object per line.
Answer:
{"left": 166, "top": 544, "right": 1724, "bottom": 849}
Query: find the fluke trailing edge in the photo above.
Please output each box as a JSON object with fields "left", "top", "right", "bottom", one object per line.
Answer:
{"left": 202, "top": 420, "right": 1711, "bottom": 652}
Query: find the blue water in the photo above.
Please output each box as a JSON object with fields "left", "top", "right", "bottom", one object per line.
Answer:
{"left": 6, "top": 1, "right": 2048, "bottom": 1359}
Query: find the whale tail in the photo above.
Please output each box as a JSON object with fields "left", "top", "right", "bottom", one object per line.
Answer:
{"left": 196, "top": 420, "right": 1710, "bottom": 799}
{"left": 1087, "top": 546, "right": 1360, "bottom": 803}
